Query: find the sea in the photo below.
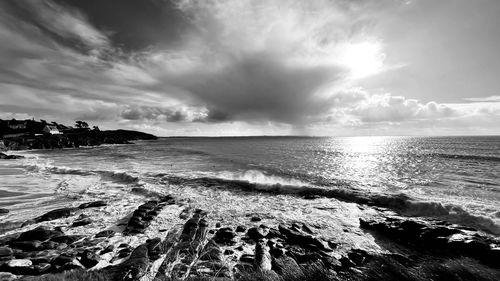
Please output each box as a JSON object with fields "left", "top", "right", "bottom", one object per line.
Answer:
{"left": 1, "top": 136, "right": 499, "bottom": 237}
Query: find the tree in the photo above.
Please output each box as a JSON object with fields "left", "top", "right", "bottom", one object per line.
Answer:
{"left": 75, "top": 121, "right": 89, "bottom": 129}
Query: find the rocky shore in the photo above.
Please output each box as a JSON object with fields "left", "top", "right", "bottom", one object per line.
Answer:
{"left": 1, "top": 129, "right": 157, "bottom": 151}
{"left": 1, "top": 189, "right": 499, "bottom": 281}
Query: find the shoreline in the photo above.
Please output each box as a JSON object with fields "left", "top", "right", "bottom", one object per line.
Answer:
{"left": 1, "top": 176, "right": 499, "bottom": 280}
{"left": 1, "top": 138, "right": 499, "bottom": 280}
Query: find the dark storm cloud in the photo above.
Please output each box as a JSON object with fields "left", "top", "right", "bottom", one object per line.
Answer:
{"left": 162, "top": 52, "right": 343, "bottom": 124}
{"left": 53, "top": 0, "right": 192, "bottom": 52}
{"left": 1, "top": 0, "right": 497, "bottom": 136}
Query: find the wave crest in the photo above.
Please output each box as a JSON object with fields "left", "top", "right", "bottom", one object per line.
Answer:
{"left": 159, "top": 171, "right": 500, "bottom": 235}
{"left": 23, "top": 163, "right": 140, "bottom": 185}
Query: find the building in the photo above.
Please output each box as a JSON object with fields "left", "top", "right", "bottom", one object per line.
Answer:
{"left": 7, "top": 120, "right": 27, "bottom": 130}
{"left": 43, "top": 125, "right": 61, "bottom": 135}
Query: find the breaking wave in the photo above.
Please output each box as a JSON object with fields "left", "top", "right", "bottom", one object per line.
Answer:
{"left": 158, "top": 170, "right": 500, "bottom": 235}
{"left": 23, "top": 163, "right": 140, "bottom": 185}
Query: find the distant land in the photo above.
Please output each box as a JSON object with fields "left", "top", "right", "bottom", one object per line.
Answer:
{"left": 0, "top": 118, "right": 157, "bottom": 151}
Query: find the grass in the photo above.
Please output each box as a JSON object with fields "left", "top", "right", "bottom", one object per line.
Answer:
{"left": 238, "top": 256, "right": 500, "bottom": 281}
{"left": 20, "top": 270, "right": 110, "bottom": 281}
{"left": 17, "top": 256, "right": 500, "bottom": 281}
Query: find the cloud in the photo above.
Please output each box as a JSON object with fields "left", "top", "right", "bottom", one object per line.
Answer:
{"left": 0, "top": 0, "right": 498, "bottom": 136}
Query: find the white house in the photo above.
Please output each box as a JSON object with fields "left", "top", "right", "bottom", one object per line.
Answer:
{"left": 43, "top": 125, "right": 61, "bottom": 135}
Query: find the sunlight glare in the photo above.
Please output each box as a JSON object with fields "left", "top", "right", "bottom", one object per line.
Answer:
{"left": 340, "top": 42, "right": 385, "bottom": 79}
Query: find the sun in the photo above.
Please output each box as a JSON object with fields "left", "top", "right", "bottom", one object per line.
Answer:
{"left": 340, "top": 41, "right": 385, "bottom": 79}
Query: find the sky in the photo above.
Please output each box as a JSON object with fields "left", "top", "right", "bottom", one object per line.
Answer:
{"left": 0, "top": 0, "right": 499, "bottom": 136}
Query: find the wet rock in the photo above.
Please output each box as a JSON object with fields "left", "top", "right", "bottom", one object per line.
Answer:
{"left": 114, "top": 244, "right": 149, "bottom": 280}
{"left": 39, "top": 241, "right": 59, "bottom": 250}
{"left": 247, "top": 225, "right": 270, "bottom": 241}
{"left": 0, "top": 208, "right": 9, "bottom": 215}
{"left": 254, "top": 239, "right": 272, "bottom": 271}
{"left": 117, "top": 248, "right": 132, "bottom": 258}
{"left": 34, "top": 207, "right": 78, "bottom": 223}
{"left": 100, "top": 245, "right": 115, "bottom": 255}
{"left": 10, "top": 240, "right": 42, "bottom": 251}
{"left": 146, "top": 237, "right": 162, "bottom": 261}
{"left": 3, "top": 259, "right": 33, "bottom": 275}
{"left": 52, "top": 255, "right": 74, "bottom": 267}
{"left": 8, "top": 259, "right": 32, "bottom": 267}
{"left": 347, "top": 249, "right": 369, "bottom": 266}
{"left": 215, "top": 222, "right": 221, "bottom": 228}
{"left": 359, "top": 216, "right": 500, "bottom": 267}
{"left": 278, "top": 224, "right": 332, "bottom": 252}
{"left": 303, "top": 194, "right": 321, "bottom": 200}
{"left": 95, "top": 229, "right": 115, "bottom": 238}
{"left": 17, "top": 226, "right": 62, "bottom": 241}
{"left": 72, "top": 217, "right": 92, "bottom": 227}
{"left": 251, "top": 216, "right": 262, "bottom": 222}
{"left": 224, "top": 249, "right": 234, "bottom": 255}
{"left": 0, "top": 153, "right": 24, "bottom": 159}
{"left": 34, "top": 262, "right": 52, "bottom": 274}
{"left": 79, "top": 250, "right": 100, "bottom": 268}
{"left": 78, "top": 200, "right": 107, "bottom": 209}
{"left": 0, "top": 247, "right": 13, "bottom": 257}
{"left": 240, "top": 254, "right": 254, "bottom": 264}
{"left": 213, "top": 227, "right": 236, "bottom": 246}
{"left": 50, "top": 235, "right": 83, "bottom": 245}
{"left": 236, "top": 225, "right": 246, "bottom": 232}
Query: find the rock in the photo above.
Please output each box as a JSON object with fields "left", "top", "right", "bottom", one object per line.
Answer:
{"left": 79, "top": 250, "right": 100, "bottom": 268}
{"left": 254, "top": 239, "right": 272, "bottom": 271}
{"left": 0, "top": 153, "right": 24, "bottom": 159}
{"left": 347, "top": 249, "right": 369, "bottom": 266}
{"left": 10, "top": 240, "right": 42, "bottom": 251}
{"left": 40, "top": 241, "right": 59, "bottom": 250}
{"left": 17, "top": 226, "right": 62, "bottom": 241}
{"left": 34, "top": 263, "right": 52, "bottom": 274}
{"left": 213, "top": 227, "right": 236, "bottom": 246}
{"left": 0, "top": 247, "right": 13, "bottom": 257}
{"left": 251, "top": 216, "right": 262, "bottom": 222}
{"left": 240, "top": 254, "right": 254, "bottom": 264}
{"left": 359, "top": 216, "right": 499, "bottom": 266}
{"left": 0, "top": 208, "right": 9, "bottom": 215}
{"left": 236, "top": 225, "right": 246, "bottom": 232}
{"left": 303, "top": 194, "right": 321, "bottom": 200}
{"left": 114, "top": 244, "right": 149, "bottom": 280}
{"left": 272, "top": 256, "right": 302, "bottom": 276}
{"left": 200, "top": 240, "right": 223, "bottom": 261}
{"left": 215, "top": 222, "right": 221, "bottom": 228}
{"left": 95, "top": 230, "right": 115, "bottom": 238}
{"left": 7, "top": 259, "right": 32, "bottom": 267}
{"left": 5, "top": 259, "right": 33, "bottom": 275}
{"left": 50, "top": 235, "right": 83, "bottom": 244}
{"left": 224, "top": 249, "right": 234, "bottom": 255}
{"left": 146, "top": 238, "right": 162, "bottom": 260}
{"left": 52, "top": 255, "right": 74, "bottom": 266}
{"left": 78, "top": 200, "right": 107, "bottom": 209}
{"left": 247, "top": 226, "right": 270, "bottom": 241}
{"left": 278, "top": 224, "right": 332, "bottom": 252}
{"left": 100, "top": 245, "right": 115, "bottom": 255}
{"left": 72, "top": 218, "right": 92, "bottom": 227}
{"left": 35, "top": 207, "right": 77, "bottom": 222}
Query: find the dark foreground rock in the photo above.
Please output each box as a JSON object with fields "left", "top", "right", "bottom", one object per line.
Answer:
{"left": 1, "top": 194, "right": 499, "bottom": 280}
{"left": 360, "top": 216, "right": 500, "bottom": 268}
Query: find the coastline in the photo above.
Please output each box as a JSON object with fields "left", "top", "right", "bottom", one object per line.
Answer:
{"left": 1, "top": 151, "right": 499, "bottom": 280}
